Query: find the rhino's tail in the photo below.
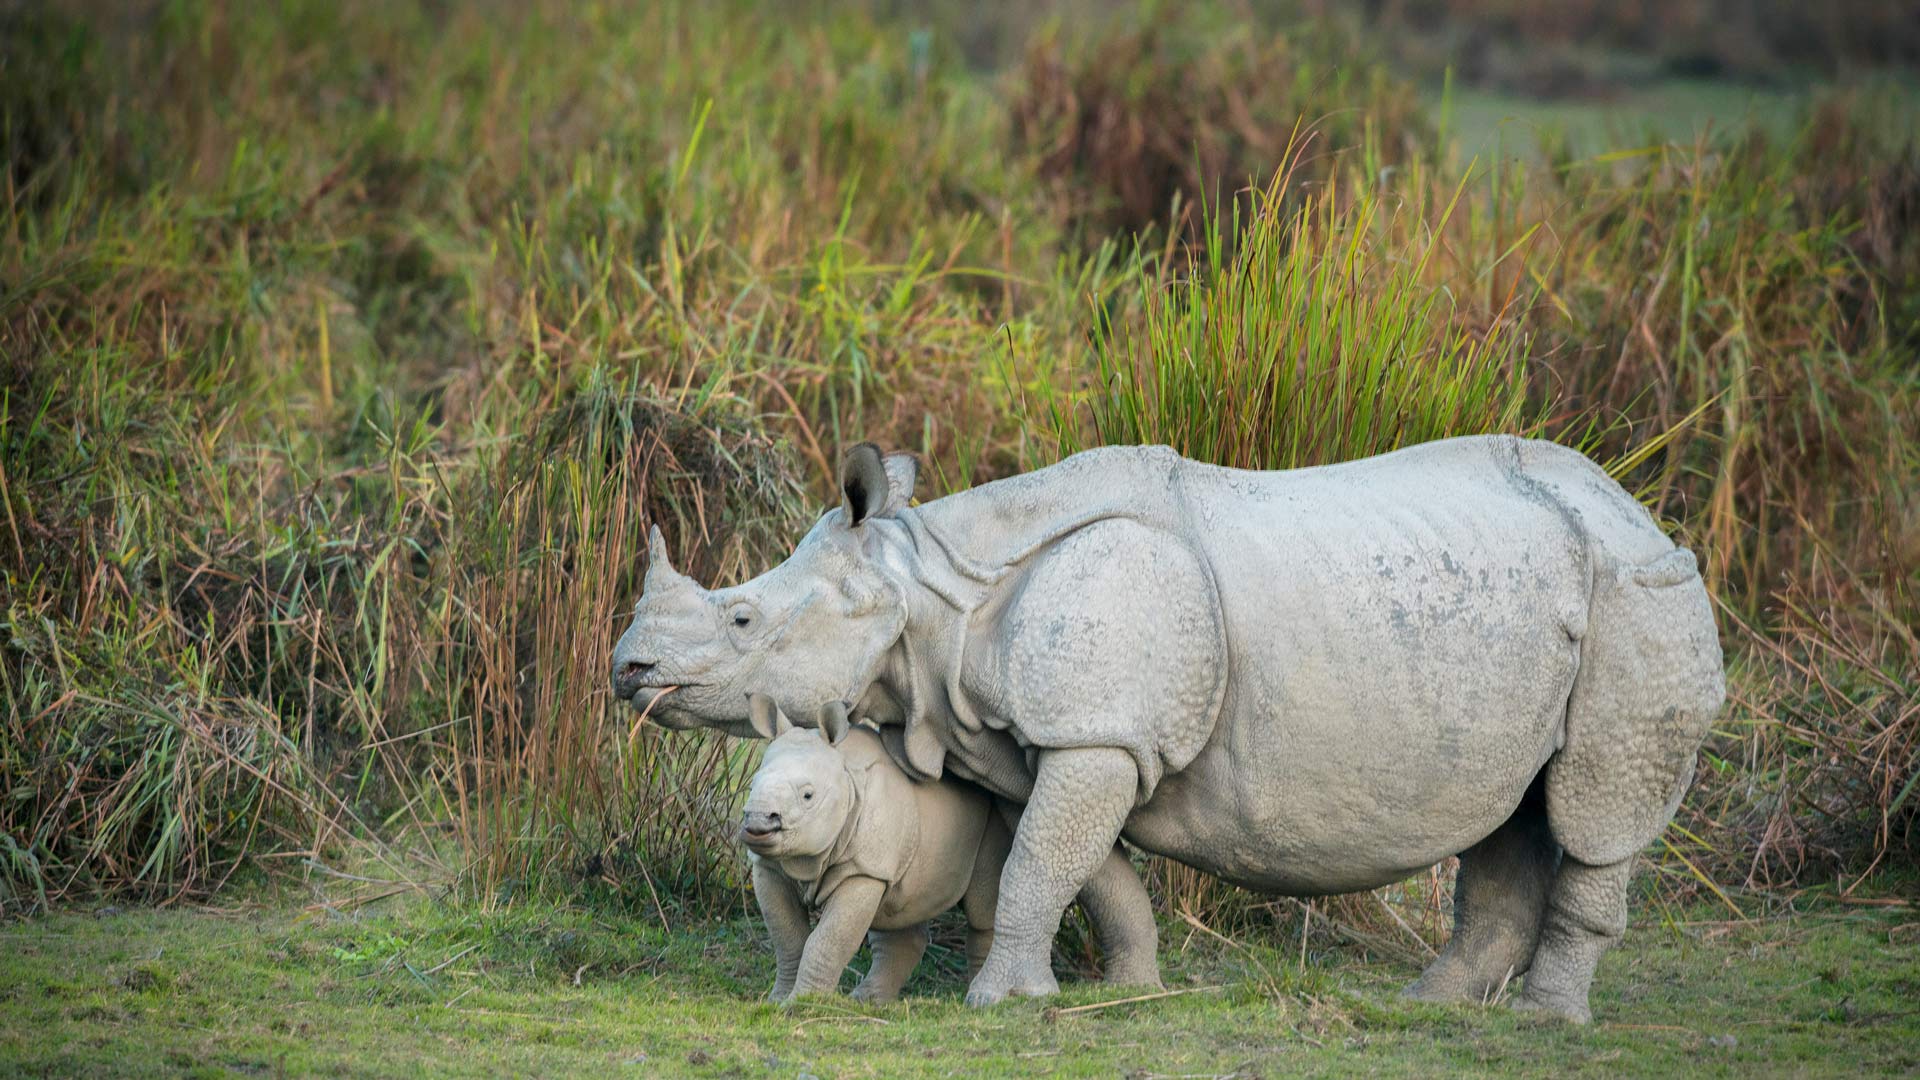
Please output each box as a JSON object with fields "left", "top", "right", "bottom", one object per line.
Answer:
{"left": 1544, "top": 546, "right": 1726, "bottom": 866}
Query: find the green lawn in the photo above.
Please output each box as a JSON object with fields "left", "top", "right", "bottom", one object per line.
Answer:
{"left": 2, "top": 896, "right": 1914, "bottom": 1078}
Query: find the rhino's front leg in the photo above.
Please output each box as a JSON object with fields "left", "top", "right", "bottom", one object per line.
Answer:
{"left": 791, "top": 876, "right": 887, "bottom": 1000}
{"left": 752, "top": 861, "right": 808, "bottom": 1003}
{"left": 993, "top": 798, "right": 1160, "bottom": 988}
{"left": 967, "top": 746, "right": 1137, "bottom": 1007}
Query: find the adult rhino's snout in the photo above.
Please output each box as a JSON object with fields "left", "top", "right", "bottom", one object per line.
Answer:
{"left": 609, "top": 615, "right": 672, "bottom": 704}
{"left": 610, "top": 657, "right": 657, "bottom": 701}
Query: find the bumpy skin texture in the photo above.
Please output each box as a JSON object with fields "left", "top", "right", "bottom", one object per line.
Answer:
{"left": 742, "top": 718, "right": 1008, "bottom": 1003}
{"left": 613, "top": 435, "right": 1727, "bottom": 1022}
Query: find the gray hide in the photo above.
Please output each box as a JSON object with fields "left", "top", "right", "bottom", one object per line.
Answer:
{"left": 610, "top": 435, "right": 1725, "bottom": 1022}
{"left": 739, "top": 697, "right": 1008, "bottom": 1003}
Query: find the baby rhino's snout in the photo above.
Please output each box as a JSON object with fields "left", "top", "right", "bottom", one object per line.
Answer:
{"left": 740, "top": 809, "right": 783, "bottom": 842}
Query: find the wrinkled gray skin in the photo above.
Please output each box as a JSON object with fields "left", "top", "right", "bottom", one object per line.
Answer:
{"left": 611, "top": 435, "right": 1725, "bottom": 1022}
{"left": 739, "top": 696, "right": 1009, "bottom": 1003}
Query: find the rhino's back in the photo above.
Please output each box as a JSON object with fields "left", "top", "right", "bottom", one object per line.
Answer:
{"left": 921, "top": 436, "right": 1667, "bottom": 579}
{"left": 1172, "top": 435, "right": 1669, "bottom": 569}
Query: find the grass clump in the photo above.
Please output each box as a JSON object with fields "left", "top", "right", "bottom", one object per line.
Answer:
{"left": 0, "top": 0, "right": 824, "bottom": 910}
{"left": 1039, "top": 148, "right": 1536, "bottom": 470}
{"left": 434, "top": 381, "right": 806, "bottom": 911}
{"left": 1535, "top": 112, "right": 1920, "bottom": 620}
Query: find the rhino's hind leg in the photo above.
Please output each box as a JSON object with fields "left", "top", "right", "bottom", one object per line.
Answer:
{"left": 850, "top": 925, "right": 929, "bottom": 1003}
{"left": 1512, "top": 856, "right": 1631, "bottom": 1024}
{"left": 1078, "top": 845, "right": 1162, "bottom": 988}
{"left": 1404, "top": 778, "right": 1558, "bottom": 1006}
{"left": 1517, "top": 547, "right": 1725, "bottom": 1023}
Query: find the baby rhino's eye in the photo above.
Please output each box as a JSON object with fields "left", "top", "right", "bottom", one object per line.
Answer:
{"left": 802, "top": 787, "right": 814, "bottom": 801}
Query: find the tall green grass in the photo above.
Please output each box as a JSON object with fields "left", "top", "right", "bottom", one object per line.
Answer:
{"left": 1040, "top": 150, "right": 1537, "bottom": 470}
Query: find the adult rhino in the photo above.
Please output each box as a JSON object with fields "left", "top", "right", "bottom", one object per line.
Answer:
{"left": 610, "top": 435, "right": 1725, "bottom": 1022}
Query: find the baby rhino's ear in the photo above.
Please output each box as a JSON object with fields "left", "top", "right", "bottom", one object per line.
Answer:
{"left": 817, "top": 701, "right": 852, "bottom": 747}
{"left": 746, "top": 693, "right": 793, "bottom": 740}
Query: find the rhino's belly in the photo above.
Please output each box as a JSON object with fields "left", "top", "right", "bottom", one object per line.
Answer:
{"left": 1123, "top": 699, "right": 1561, "bottom": 895}
{"left": 870, "top": 881, "right": 969, "bottom": 930}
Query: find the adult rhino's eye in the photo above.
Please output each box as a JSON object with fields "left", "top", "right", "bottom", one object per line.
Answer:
{"left": 728, "top": 603, "right": 756, "bottom": 629}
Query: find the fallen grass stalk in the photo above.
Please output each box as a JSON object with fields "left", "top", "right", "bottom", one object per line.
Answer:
{"left": 1044, "top": 985, "right": 1225, "bottom": 1018}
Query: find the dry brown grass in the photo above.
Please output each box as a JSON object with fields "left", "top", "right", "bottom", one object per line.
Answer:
{"left": 2, "top": 0, "right": 1914, "bottom": 928}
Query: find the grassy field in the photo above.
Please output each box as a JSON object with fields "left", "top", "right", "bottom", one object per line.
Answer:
{"left": 3, "top": 894, "right": 1916, "bottom": 1078}
{"left": 2, "top": 0, "right": 1917, "bottom": 1073}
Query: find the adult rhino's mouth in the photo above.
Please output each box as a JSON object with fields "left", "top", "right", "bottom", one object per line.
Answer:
{"left": 627, "top": 683, "right": 687, "bottom": 716}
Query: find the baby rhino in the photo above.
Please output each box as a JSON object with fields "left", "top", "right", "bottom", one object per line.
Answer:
{"left": 738, "top": 695, "right": 1010, "bottom": 1003}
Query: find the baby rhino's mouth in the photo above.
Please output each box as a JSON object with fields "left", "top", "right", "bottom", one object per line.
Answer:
{"left": 739, "top": 811, "right": 785, "bottom": 851}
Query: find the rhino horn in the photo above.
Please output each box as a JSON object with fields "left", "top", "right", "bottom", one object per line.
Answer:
{"left": 643, "top": 524, "right": 693, "bottom": 592}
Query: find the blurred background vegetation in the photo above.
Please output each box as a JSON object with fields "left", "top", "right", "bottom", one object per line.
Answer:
{"left": 2, "top": 0, "right": 1914, "bottom": 959}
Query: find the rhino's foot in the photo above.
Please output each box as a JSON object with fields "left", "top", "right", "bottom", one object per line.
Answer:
{"left": 848, "top": 982, "right": 901, "bottom": 1004}
{"left": 1509, "top": 856, "right": 1629, "bottom": 1027}
{"left": 1403, "top": 974, "right": 1495, "bottom": 1007}
{"left": 1402, "top": 958, "right": 1518, "bottom": 1006}
{"left": 1103, "top": 953, "right": 1163, "bottom": 990}
{"left": 964, "top": 961, "right": 1059, "bottom": 1007}
{"left": 1510, "top": 987, "right": 1591, "bottom": 1025}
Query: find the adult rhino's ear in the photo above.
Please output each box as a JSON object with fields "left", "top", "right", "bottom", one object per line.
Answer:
{"left": 839, "top": 444, "right": 916, "bottom": 526}
{"left": 817, "top": 701, "right": 852, "bottom": 747}
{"left": 881, "top": 452, "right": 917, "bottom": 511}
{"left": 745, "top": 693, "right": 792, "bottom": 740}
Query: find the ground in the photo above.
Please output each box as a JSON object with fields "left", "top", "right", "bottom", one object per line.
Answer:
{"left": 1, "top": 894, "right": 1913, "bottom": 1079}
